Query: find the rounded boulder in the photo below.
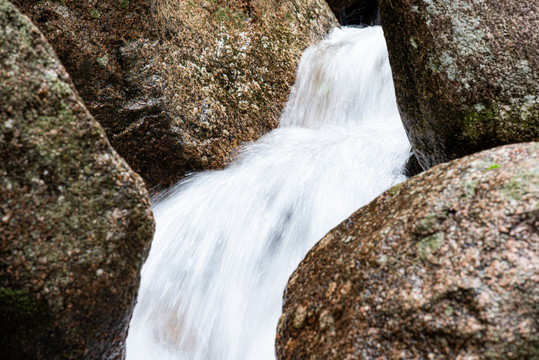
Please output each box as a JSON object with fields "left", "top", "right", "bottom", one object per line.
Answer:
{"left": 277, "top": 143, "right": 538, "bottom": 359}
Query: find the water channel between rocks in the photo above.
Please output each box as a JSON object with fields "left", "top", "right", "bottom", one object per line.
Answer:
{"left": 126, "top": 26, "right": 411, "bottom": 360}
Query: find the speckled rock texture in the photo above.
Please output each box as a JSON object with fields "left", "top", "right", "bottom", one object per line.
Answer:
{"left": 276, "top": 143, "right": 539, "bottom": 360}
{"left": 13, "top": 0, "right": 337, "bottom": 189}
{"left": 379, "top": 0, "right": 539, "bottom": 170}
{"left": 0, "top": 1, "right": 155, "bottom": 358}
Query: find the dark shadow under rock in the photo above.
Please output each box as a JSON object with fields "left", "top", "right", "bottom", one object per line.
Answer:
{"left": 403, "top": 151, "right": 424, "bottom": 177}
{"left": 338, "top": 0, "right": 379, "bottom": 26}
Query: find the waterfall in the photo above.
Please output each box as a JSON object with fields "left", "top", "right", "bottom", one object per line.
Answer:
{"left": 126, "top": 26, "right": 410, "bottom": 360}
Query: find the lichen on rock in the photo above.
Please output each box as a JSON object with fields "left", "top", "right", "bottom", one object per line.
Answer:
{"left": 379, "top": 0, "right": 538, "bottom": 169}
{"left": 0, "top": 1, "right": 155, "bottom": 358}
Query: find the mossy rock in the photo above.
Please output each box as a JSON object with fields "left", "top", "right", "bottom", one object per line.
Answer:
{"left": 0, "top": 1, "right": 154, "bottom": 358}
{"left": 379, "top": 0, "right": 538, "bottom": 169}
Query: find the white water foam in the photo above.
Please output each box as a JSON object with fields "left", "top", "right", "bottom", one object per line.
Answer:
{"left": 127, "top": 26, "right": 410, "bottom": 360}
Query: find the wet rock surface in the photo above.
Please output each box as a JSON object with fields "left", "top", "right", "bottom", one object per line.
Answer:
{"left": 276, "top": 143, "right": 539, "bottom": 359}
{"left": 0, "top": 1, "right": 154, "bottom": 358}
{"left": 13, "top": 0, "right": 337, "bottom": 189}
{"left": 379, "top": 0, "right": 538, "bottom": 169}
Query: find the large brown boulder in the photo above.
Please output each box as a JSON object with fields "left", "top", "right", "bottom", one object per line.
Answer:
{"left": 0, "top": 1, "right": 154, "bottom": 358}
{"left": 13, "top": 0, "right": 337, "bottom": 189}
{"left": 276, "top": 143, "right": 538, "bottom": 360}
{"left": 379, "top": 0, "right": 538, "bottom": 170}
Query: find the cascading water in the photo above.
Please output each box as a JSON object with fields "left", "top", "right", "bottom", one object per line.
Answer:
{"left": 126, "top": 26, "right": 410, "bottom": 360}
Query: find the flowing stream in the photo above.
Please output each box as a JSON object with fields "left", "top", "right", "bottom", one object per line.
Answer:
{"left": 126, "top": 26, "right": 410, "bottom": 360}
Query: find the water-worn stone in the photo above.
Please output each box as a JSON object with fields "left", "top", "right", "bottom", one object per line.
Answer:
{"left": 0, "top": 1, "right": 154, "bottom": 358}
{"left": 379, "top": 0, "right": 539, "bottom": 169}
{"left": 13, "top": 0, "right": 337, "bottom": 189}
{"left": 277, "top": 143, "right": 539, "bottom": 359}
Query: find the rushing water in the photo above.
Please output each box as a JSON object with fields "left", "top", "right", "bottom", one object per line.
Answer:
{"left": 126, "top": 26, "right": 410, "bottom": 360}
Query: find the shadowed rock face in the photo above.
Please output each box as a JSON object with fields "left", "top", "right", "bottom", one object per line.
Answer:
{"left": 339, "top": 0, "right": 379, "bottom": 26}
{"left": 324, "top": 0, "right": 379, "bottom": 26}
{"left": 13, "top": 0, "right": 337, "bottom": 189}
{"left": 0, "top": 1, "right": 154, "bottom": 358}
{"left": 277, "top": 143, "right": 539, "bottom": 360}
{"left": 379, "top": 0, "right": 538, "bottom": 169}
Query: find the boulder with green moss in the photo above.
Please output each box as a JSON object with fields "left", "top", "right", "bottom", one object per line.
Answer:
{"left": 13, "top": 0, "right": 337, "bottom": 189}
{"left": 0, "top": 1, "right": 154, "bottom": 358}
{"left": 277, "top": 142, "right": 538, "bottom": 360}
{"left": 379, "top": 0, "right": 538, "bottom": 170}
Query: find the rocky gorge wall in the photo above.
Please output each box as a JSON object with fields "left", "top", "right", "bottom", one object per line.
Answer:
{"left": 0, "top": 0, "right": 537, "bottom": 357}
